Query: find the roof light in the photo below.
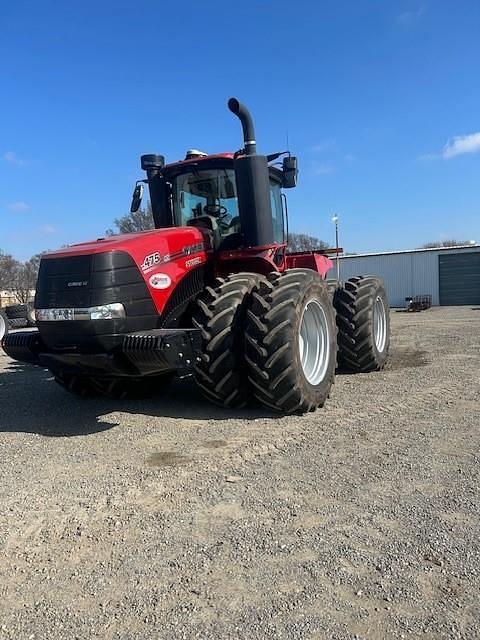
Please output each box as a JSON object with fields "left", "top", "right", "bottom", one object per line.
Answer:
{"left": 185, "top": 149, "right": 208, "bottom": 160}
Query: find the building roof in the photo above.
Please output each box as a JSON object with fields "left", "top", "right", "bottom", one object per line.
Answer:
{"left": 340, "top": 244, "right": 480, "bottom": 259}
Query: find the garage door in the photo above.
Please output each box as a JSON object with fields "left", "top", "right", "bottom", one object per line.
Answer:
{"left": 439, "top": 252, "right": 480, "bottom": 305}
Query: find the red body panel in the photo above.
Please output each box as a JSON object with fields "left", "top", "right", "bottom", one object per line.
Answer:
{"left": 216, "top": 244, "right": 286, "bottom": 276}
{"left": 216, "top": 247, "right": 333, "bottom": 278}
{"left": 285, "top": 251, "right": 333, "bottom": 279}
{"left": 42, "top": 228, "right": 208, "bottom": 315}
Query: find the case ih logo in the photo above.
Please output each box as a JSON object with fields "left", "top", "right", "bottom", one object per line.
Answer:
{"left": 141, "top": 252, "right": 161, "bottom": 272}
{"left": 185, "top": 256, "right": 203, "bottom": 269}
{"left": 149, "top": 273, "right": 172, "bottom": 290}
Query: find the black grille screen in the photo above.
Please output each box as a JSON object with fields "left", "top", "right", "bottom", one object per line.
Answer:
{"left": 35, "top": 251, "right": 155, "bottom": 316}
{"left": 35, "top": 251, "right": 158, "bottom": 352}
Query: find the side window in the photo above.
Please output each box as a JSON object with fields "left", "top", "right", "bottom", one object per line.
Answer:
{"left": 180, "top": 191, "right": 207, "bottom": 224}
{"left": 173, "top": 174, "right": 207, "bottom": 225}
{"left": 270, "top": 180, "right": 285, "bottom": 243}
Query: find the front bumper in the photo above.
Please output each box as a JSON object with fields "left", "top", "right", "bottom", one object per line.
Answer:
{"left": 1, "top": 328, "right": 202, "bottom": 378}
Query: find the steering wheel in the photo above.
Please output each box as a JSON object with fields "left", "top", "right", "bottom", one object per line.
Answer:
{"left": 203, "top": 204, "right": 228, "bottom": 218}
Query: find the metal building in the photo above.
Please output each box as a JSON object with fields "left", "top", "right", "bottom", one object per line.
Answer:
{"left": 338, "top": 245, "right": 480, "bottom": 307}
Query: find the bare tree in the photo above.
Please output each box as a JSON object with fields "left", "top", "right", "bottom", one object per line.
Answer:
{"left": 0, "top": 250, "right": 44, "bottom": 304}
{"left": 14, "top": 254, "right": 44, "bottom": 303}
{"left": 0, "top": 251, "right": 20, "bottom": 293}
{"left": 287, "top": 232, "right": 330, "bottom": 252}
{"left": 420, "top": 239, "right": 471, "bottom": 249}
{"left": 106, "top": 203, "right": 154, "bottom": 235}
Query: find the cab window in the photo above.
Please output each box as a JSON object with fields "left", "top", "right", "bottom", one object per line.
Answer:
{"left": 270, "top": 180, "right": 285, "bottom": 244}
{"left": 172, "top": 169, "right": 239, "bottom": 238}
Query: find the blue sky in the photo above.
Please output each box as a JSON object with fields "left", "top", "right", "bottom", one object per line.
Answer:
{"left": 1, "top": 0, "right": 479, "bottom": 260}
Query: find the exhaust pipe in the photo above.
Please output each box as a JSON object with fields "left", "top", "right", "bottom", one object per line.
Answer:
{"left": 228, "top": 98, "right": 256, "bottom": 155}
{"left": 227, "top": 98, "right": 274, "bottom": 247}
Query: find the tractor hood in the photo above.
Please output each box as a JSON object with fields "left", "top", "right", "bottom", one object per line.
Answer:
{"left": 37, "top": 227, "right": 208, "bottom": 318}
{"left": 43, "top": 228, "right": 204, "bottom": 259}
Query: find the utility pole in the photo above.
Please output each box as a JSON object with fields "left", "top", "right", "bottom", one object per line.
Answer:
{"left": 331, "top": 214, "right": 340, "bottom": 283}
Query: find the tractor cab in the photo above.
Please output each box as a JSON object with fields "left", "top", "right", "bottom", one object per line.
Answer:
{"left": 132, "top": 98, "right": 298, "bottom": 253}
{"left": 165, "top": 157, "right": 286, "bottom": 252}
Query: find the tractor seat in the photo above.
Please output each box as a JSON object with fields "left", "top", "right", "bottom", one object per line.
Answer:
{"left": 218, "top": 232, "right": 243, "bottom": 251}
{"left": 186, "top": 215, "right": 221, "bottom": 249}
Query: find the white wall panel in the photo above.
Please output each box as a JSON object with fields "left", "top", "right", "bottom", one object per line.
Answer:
{"left": 337, "top": 247, "right": 480, "bottom": 307}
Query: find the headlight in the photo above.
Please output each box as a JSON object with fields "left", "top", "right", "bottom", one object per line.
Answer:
{"left": 35, "top": 303, "right": 126, "bottom": 321}
{"left": 89, "top": 303, "right": 126, "bottom": 320}
{"left": 36, "top": 308, "right": 75, "bottom": 321}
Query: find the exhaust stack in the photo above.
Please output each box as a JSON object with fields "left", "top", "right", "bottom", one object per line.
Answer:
{"left": 228, "top": 98, "right": 257, "bottom": 155}
{"left": 228, "top": 97, "right": 274, "bottom": 247}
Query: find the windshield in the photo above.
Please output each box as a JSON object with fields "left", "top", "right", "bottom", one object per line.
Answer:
{"left": 172, "top": 168, "right": 239, "bottom": 235}
{"left": 171, "top": 166, "right": 285, "bottom": 249}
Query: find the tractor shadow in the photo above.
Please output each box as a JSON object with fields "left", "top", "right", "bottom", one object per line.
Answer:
{"left": 0, "top": 358, "right": 277, "bottom": 438}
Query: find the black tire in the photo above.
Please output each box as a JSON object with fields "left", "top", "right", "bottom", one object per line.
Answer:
{"left": 5, "top": 303, "right": 28, "bottom": 319}
{"left": 244, "top": 269, "right": 337, "bottom": 414}
{"left": 0, "top": 309, "right": 10, "bottom": 341}
{"left": 8, "top": 318, "right": 28, "bottom": 329}
{"left": 54, "top": 372, "right": 99, "bottom": 397}
{"left": 334, "top": 276, "right": 390, "bottom": 372}
{"left": 54, "top": 372, "right": 174, "bottom": 399}
{"left": 192, "top": 272, "right": 267, "bottom": 408}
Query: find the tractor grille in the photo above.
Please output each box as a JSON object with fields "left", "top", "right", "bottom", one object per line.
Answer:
{"left": 34, "top": 251, "right": 158, "bottom": 352}
{"left": 35, "top": 251, "right": 156, "bottom": 315}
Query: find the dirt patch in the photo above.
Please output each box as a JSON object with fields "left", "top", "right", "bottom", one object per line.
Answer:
{"left": 203, "top": 439, "right": 229, "bottom": 449}
{"left": 146, "top": 451, "right": 191, "bottom": 467}
{"left": 386, "top": 346, "right": 430, "bottom": 370}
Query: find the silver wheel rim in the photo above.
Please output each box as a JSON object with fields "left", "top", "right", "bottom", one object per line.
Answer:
{"left": 298, "top": 299, "right": 330, "bottom": 386}
{"left": 0, "top": 314, "right": 6, "bottom": 341}
{"left": 373, "top": 295, "right": 387, "bottom": 353}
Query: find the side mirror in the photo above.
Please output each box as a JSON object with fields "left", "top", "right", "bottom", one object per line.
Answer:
{"left": 282, "top": 156, "right": 298, "bottom": 189}
{"left": 130, "top": 183, "right": 144, "bottom": 213}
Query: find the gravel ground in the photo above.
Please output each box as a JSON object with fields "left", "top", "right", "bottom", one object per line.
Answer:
{"left": 0, "top": 306, "right": 479, "bottom": 639}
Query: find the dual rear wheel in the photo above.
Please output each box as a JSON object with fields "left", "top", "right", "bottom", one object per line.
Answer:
{"left": 334, "top": 275, "right": 390, "bottom": 372}
{"left": 193, "top": 270, "right": 390, "bottom": 413}
{"left": 194, "top": 269, "right": 337, "bottom": 413}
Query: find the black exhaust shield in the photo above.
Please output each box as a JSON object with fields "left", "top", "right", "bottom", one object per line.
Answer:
{"left": 228, "top": 98, "right": 275, "bottom": 248}
{"left": 233, "top": 154, "right": 274, "bottom": 247}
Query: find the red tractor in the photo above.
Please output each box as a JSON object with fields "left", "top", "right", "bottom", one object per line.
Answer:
{"left": 2, "top": 98, "right": 390, "bottom": 413}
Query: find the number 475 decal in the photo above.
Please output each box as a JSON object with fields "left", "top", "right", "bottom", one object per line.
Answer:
{"left": 141, "top": 252, "right": 161, "bottom": 272}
